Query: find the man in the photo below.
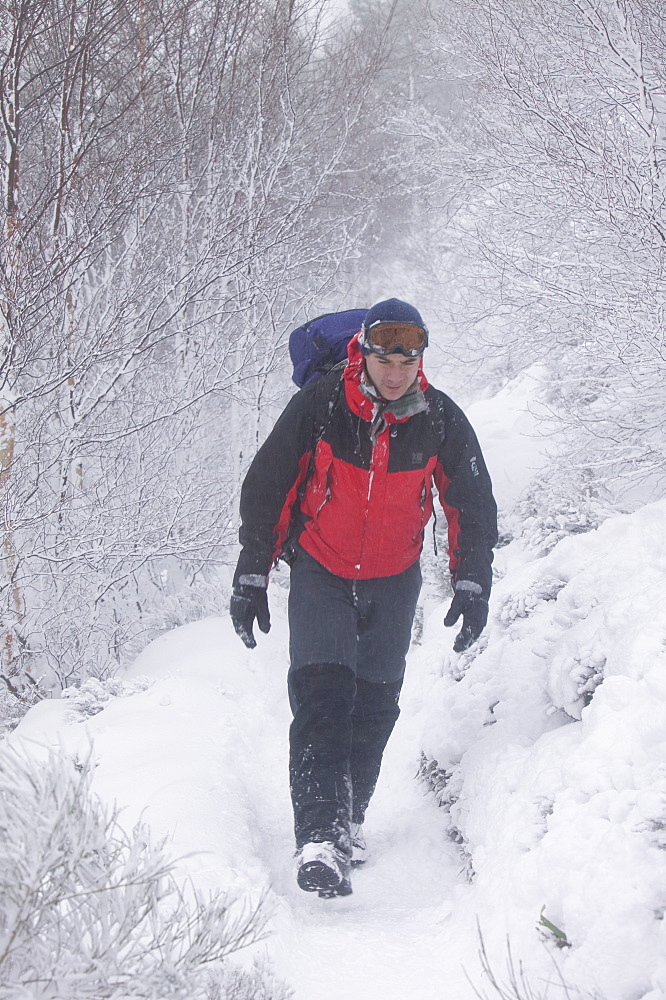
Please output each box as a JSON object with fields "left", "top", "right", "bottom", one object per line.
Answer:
{"left": 230, "top": 298, "right": 497, "bottom": 898}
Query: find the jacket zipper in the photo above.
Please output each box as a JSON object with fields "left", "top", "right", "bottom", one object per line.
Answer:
{"left": 356, "top": 424, "right": 389, "bottom": 574}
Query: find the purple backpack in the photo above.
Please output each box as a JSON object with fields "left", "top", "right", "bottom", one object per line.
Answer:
{"left": 289, "top": 308, "right": 368, "bottom": 388}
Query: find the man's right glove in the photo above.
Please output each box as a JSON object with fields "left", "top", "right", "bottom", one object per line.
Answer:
{"left": 443, "top": 586, "right": 488, "bottom": 653}
{"left": 230, "top": 583, "right": 271, "bottom": 649}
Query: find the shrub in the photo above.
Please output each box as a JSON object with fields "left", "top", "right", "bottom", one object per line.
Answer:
{"left": 0, "top": 745, "right": 268, "bottom": 999}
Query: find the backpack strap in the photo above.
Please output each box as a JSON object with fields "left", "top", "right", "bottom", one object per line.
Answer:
{"left": 311, "top": 361, "right": 346, "bottom": 440}
{"left": 284, "top": 365, "right": 346, "bottom": 557}
{"left": 304, "top": 364, "right": 346, "bottom": 492}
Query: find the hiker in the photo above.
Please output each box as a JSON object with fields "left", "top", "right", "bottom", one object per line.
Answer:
{"left": 230, "top": 298, "right": 498, "bottom": 897}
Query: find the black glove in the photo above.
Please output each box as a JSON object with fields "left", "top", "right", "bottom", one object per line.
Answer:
{"left": 444, "top": 588, "right": 488, "bottom": 652}
{"left": 230, "top": 584, "right": 271, "bottom": 649}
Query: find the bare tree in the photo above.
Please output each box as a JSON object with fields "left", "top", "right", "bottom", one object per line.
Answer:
{"left": 411, "top": 0, "right": 666, "bottom": 504}
{"left": 0, "top": 0, "right": 395, "bottom": 705}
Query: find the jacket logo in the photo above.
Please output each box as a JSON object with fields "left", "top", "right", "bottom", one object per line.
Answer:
{"left": 411, "top": 452, "right": 423, "bottom": 464}
{"left": 470, "top": 456, "right": 479, "bottom": 477}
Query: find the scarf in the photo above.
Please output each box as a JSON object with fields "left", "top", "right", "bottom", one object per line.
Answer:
{"left": 359, "top": 377, "right": 428, "bottom": 445}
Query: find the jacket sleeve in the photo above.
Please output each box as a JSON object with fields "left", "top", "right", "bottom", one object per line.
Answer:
{"left": 233, "top": 386, "right": 316, "bottom": 585}
{"left": 432, "top": 397, "right": 498, "bottom": 599}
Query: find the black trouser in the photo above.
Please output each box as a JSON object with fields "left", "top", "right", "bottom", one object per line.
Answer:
{"left": 288, "top": 547, "right": 420, "bottom": 855}
{"left": 289, "top": 665, "right": 402, "bottom": 854}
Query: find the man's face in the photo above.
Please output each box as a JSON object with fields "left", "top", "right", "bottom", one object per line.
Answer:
{"left": 364, "top": 352, "right": 421, "bottom": 401}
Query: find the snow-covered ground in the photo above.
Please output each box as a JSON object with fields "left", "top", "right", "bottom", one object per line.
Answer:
{"left": 9, "top": 367, "right": 666, "bottom": 1000}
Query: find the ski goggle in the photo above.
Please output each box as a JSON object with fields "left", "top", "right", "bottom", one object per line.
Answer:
{"left": 361, "top": 321, "right": 428, "bottom": 357}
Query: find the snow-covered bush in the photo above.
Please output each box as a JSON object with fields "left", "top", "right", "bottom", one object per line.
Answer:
{"left": 0, "top": 746, "right": 268, "bottom": 999}
{"left": 61, "top": 675, "right": 153, "bottom": 720}
{"left": 417, "top": 754, "right": 473, "bottom": 877}
{"left": 122, "top": 581, "right": 232, "bottom": 661}
{"left": 207, "top": 961, "right": 294, "bottom": 1000}
{"left": 0, "top": 674, "right": 44, "bottom": 737}
{"left": 513, "top": 475, "right": 606, "bottom": 557}
{"left": 497, "top": 576, "right": 567, "bottom": 625}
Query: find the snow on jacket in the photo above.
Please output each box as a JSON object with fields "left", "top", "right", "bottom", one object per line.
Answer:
{"left": 235, "top": 336, "right": 498, "bottom": 596}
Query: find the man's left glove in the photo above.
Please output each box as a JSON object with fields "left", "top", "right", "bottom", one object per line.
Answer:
{"left": 444, "top": 585, "right": 488, "bottom": 653}
{"left": 230, "top": 581, "right": 271, "bottom": 649}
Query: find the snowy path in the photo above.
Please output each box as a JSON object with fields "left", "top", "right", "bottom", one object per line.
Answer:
{"left": 265, "top": 656, "right": 471, "bottom": 1000}
{"left": 13, "top": 600, "right": 486, "bottom": 1000}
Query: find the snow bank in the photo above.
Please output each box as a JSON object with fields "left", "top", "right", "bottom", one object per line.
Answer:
{"left": 417, "top": 499, "right": 666, "bottom": 999}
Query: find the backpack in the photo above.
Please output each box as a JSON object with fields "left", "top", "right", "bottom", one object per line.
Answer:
{"left": 283, "top": 309, "right": 366, "bottom": 555}
{"left": 288, "top": 308, "right": 368, "bottom": 388}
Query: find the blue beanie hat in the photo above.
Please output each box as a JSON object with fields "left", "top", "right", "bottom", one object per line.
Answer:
{"left": 362, "top": 298, "right": 427, "bottom": 335}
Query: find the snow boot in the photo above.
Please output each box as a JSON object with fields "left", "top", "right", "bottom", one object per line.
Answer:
{"left": 296, "top": 841, "right": 353, "bottom": 898}
{"left": 350, "top": 823, "right": 367, "bottom": 866}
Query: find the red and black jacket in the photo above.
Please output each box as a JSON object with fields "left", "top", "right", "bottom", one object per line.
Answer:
{"left": 235, "top": 338, "right": 498, "bottom": 596}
